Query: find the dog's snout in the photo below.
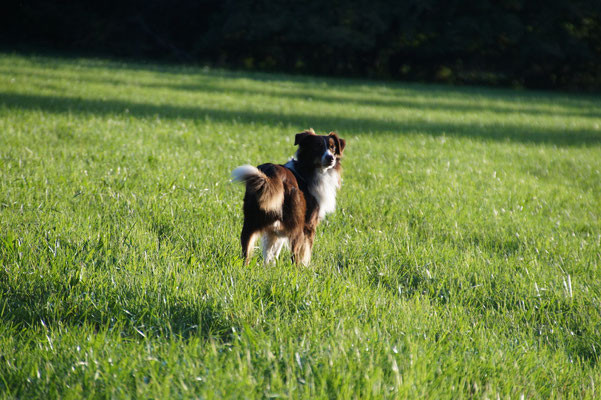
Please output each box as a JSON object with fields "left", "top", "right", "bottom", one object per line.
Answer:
{"left": 325, "top": 154, "right": 334, "bottom": 164}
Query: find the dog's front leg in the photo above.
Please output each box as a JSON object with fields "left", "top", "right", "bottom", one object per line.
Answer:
{"left": 300, "top": 228, "right": 316, "bottom": 266}
{"left": 290, "top": 234, "right": 313, "bottom": 266}
{"left": 290, "top": 233, "right": 308, "bottom": 266}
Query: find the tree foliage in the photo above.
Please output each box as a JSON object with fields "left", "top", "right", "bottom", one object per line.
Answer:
{"left": 4, "top": 0, "right": 601, "bottom": 89}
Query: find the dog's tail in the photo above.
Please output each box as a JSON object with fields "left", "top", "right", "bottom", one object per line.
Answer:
{"left": 231, "top": 165, "right": 284, "bottom": 213}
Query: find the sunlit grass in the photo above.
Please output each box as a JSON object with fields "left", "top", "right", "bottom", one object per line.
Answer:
{"left": 1, "top": 53, "right": 600, "bottom": 398}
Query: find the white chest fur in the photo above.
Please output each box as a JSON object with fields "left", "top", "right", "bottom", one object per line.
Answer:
{"left": 309, "top": 168, "right": 340, "bottom": 220}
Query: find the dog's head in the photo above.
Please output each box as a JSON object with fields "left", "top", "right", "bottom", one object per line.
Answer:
{"left": 294, "top": 129, "right": 346, "bottom": 170}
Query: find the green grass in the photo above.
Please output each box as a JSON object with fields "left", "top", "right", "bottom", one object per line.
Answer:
{"left": 1, "top": 53, "right": 601, "bottom": 398}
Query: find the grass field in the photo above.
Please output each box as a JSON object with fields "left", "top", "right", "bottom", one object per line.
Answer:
{"left": 1, "top": 53, "right": 601, "bottom": 398}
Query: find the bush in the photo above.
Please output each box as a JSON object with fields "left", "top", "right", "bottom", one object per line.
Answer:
{"left": 3, "top": 0, "right": 601, "bottom": 90}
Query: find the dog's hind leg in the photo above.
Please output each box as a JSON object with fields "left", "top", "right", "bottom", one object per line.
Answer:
{"left": 262, "top": 233, "right": 287, "bottom": 265}
{"left": 241, "top": 225, "right": 259, "bottom": 265}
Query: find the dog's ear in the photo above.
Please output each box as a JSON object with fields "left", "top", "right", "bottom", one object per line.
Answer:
{"left": 294, "top": 128, "right": 316, "bottom": 145}
{"left": 329, "top": 132, "right": 346, "bottom": 155}
{"left": 339, "top": 138, "right": 346, "bottom": 154}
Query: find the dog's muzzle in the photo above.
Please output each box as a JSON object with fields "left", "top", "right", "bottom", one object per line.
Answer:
{"left": 321, "top": 151, "right": 336, "bottom": 169}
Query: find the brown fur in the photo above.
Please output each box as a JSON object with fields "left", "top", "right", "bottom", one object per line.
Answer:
{"left": 233, "top": 129, "right": 346, "bottom": 265}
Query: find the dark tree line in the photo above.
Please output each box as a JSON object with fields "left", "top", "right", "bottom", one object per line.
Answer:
{"left": 3, "top": 0, "right": 601, "bottom": 90}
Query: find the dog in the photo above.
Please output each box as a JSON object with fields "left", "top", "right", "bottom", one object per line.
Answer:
{"left": 232, "top": 129, "right": 346, "bottom": 265}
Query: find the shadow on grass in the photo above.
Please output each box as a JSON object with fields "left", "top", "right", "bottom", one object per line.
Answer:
{"left": 7, "top": 66, "right": 601, "bottom": 119}
{"left": 8, "top": 62, "right": 601, "bottom": 117}
{"left": 2, "top": 91, "right": 601, "bottom": 146}
{"left": 0, "top": 272, "right": 236, "bottom": 342}
{"left": 142, "top": 80, "right": 601, "bottom": 120}
{"left": 9, "top": 54, "right": 601, "bottom": 105}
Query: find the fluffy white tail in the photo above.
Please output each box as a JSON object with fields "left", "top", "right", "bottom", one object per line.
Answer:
{"left": 231, "top": 165, "right": 263, "bottom": 183}
{"left": 231, "top": 164, "right": 283, "bottom": 213}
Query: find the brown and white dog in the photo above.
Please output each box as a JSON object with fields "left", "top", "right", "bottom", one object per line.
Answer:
{"left": 232, "top": 129, "right": 346, "bottom": 265}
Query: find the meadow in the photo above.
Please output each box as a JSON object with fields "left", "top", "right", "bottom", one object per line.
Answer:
{"left": 1, "top": 54, "right": 600, "bottom": 398}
